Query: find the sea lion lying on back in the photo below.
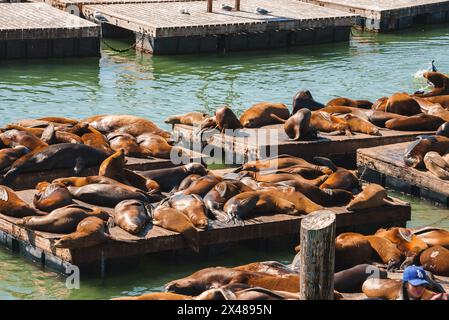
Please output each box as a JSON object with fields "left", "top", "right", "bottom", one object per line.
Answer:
{"left": 165, "top": 112, "right": 209, "bottom": 126}
{"left": 113, "top": 199, "right": 150, "bottom": 235}
{"left": 240, "top": 102, "right": 290, "bottom": 128}
{"left": 292, "top": 90, "right": 324, "bottom": 113}
{"left": 326, "top": 97, "right": 372, "bottom": 109}
{"left": 33, "top": 182, "right": 73, "bottom": 212}
{"left": 167, "top": 194, "right": 208, "bottom": 229}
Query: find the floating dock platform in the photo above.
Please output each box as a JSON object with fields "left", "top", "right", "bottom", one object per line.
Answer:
{"left": 357, "top": 142, "right": 449, "bottom": 206}
{"left": 301, "top": 0, "right": 449, "bottom": 31}
{"left": 46, "top": 0, "right": 190, "bottom": 11}
{"left": 173, "top": 124, "right": 434, "bottom": 168}
{"left": 0, "top": 3, "right": 100, "bottom": 59}
{"left": 0, "top": 188, "right": 410, "bottom": 274}
{"left": 82, "top": 0, "right": 358, "bottom": 54}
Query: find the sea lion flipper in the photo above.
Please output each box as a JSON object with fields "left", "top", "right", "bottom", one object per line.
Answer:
{"left": 382, "top": 197, "right": 396, "bottom": 206}
{"left": 269, "top": 113, "right": 287, "bottom": 123}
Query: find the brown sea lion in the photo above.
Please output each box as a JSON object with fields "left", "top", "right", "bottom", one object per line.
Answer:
{"left": 178, "top": 175, "right": 222, "bottom": 197}
{"left": 343, "top": 114, "right": 381, "bottom": 136}
{"left": 385, "top": 93, "right": 422, "bottom": 116}
{"left": 335, "top": 233, "right": 373, "bottom": 271}
{"left": 0, "top": 185, "right": 42, "bottom": 218}
{"left": 259, "top": 187, "right": 323, "bottom": 215}
{"left": 436, "top": 122, "right": 449, "bottom": 137}
{"left": 366, "top": 110, "right": 407, "bottom": 128}
{"left": 334, "top": 264, "right": 387, "bottom": 293}
{"left": 416, "top": 72, "right": 449, "bottom": 97}
{"left": 240, "top": 102, "right": 289, "bottom": 128}
{"left": 139, "top": 163, "right": 207, "bottom": 192}
{"left": 113, "top": 199, "right": 150, "bottom": 235}
{"left": 112, "top": 293, "right": 192, "bottom": 300}
{"left": 278, "top": 164, "right": 333, "bottom": 179}
{"left": 37, "top": 117, "right": 79, "bottom": 125}
{"left": 414, "top": 228, "right": 449, "bottom": 248}
{"left": 83, "top": 114, "right": 171, "bottom": 139}
{"left": 11, "top": 119, "right": 69, "bottom": 129}
{"left": 137, "top": 133, "right": 177, "bottom": 159}
{"left": 375, "top": 227, "right": 428, "bottom": 261}
{"left": 167, "top": 194, "right": 208, "bottom": 229}
{"left": 404, "top": 135, "right": 449, "bottom": 168}
{"left": 177, "top": 174, "right": 201, "bottom": 191}
{"left": 371, "top": 97, "right": 388, "bottom": 112}
{"left": 53, "top": 175, "right": 146, "bottom": 193}
{"left": 311, "top": 111, "right": 348, "bottom": 134}
{"left": 17, "top": 204, "right": 109, "bottom": 233}
{"left": 151, "top": 204, "right": 200, "bottom": 252}
{"left": 0, "top": 129, "right": 48, "bottom": 150}
{"left": 107, "top": 132, "right": 142, "bottom": 157}
{"left": 214, "top": 106, "right": 242, "bottom": 131}
{"left": 327, "top": 97, "right": 372, "bottom": 109}
{"left": 319, "top": 105, "right": 369, "bottom": 120}
{"left": 165, "top": 112, "right": 208, "bottom": 126}
{"left": 346, "top": 184, "right": 393, "bottom": 211}
{"left": 419, "top": 246, "right": 449, "bottom": 276}
{"left": 385, "top": 113, "right": 444, "bottom": 131}
{"left": 250, "top": 172, "right": 328, "bottom": 187}
{"left": 423, "top": 103, "right": 449, "bottom": 122}
{"left": 54, "top": 216, "right": 110, "bottom": 249}
{"left": 365, "top": 235, "right": 403, "bottom": 268}
{"left": 40, "top": 124, "right": 83, "bottom": 145}
{"left": 81, "top": 127, "right": 113, "bottom": 155}
{"left": 320, "top": 169, "right": 359, "bottom": 191}
{"left": 292, "top": 90, "right": 324, "bottom": 113}
{"left": 33, "top": 182, "right": 73, "bottom": 212}
{"left": 274, "top": 108, "right": 316, "bottom": 141}
{"left": 0, "top": 146, "right": 29, "bottom": 172}
{"left": 3, "top": 125, "right": 45, "bottom": 137}
{"left": 234, "top": 261, "right": 297, "bottom": 277}
{"left": 424, "top": 95, "right": 449, "bottom": 108}
{"left": 424, "top": 151, "right": 449, "bottom": 179}
{"left": 362, "top": 278, "right": 402, "bottom": 300}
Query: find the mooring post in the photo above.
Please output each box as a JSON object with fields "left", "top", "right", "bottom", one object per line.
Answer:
{"left": 207, "top": 0, "right": 212, "bottom": 12}
{"left": 299, "top": 210, "right": 336, "bottom": 300}
{"left": 235, "top": 0, "right": 240, "bottom": 11}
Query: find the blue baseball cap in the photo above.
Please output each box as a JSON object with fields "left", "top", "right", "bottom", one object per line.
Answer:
{"left": 403, "top": 265, "right": 430, "bottom": 286}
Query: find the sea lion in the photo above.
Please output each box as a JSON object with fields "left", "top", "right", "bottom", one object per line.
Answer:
{"left": 371, "top": 97, "right": 388, "bottom": 112}
{"left": 83, "top": 114, "right": 171, "bottom": 139}
{"left": 137, "top": 133, "right": 177, "bottom": 159}
{"left": 164, "top": 112, "right": 208, "bottom": 126}
{"left": 334, "top": 264, "right": 387, "bottom": 293}
{"left": 364, "top": 235, "right": 403, "bottom": 268}
{"left": 33, "top": 182, "right": 73, "bottom": 212}
{"left": 113, "top": 199, "right": 150, "bottom": 235}
{"left": 3, "top": 143, "right": 109, "bottom": 183}
{"left": 365, "top": 110, "right": 407, "bottom": 128}
{"left": 275, "top": 108, "right": 316, "bottom": 141}
{"left": 424, "top": 95, "right": 449, "bottom": 108}
{"left": 0, "top": 146, "right": 29, "bottom": 172}
{"left": 176, "top": 174, "right": 201, "bottom": 191}
{"left": 214, "top": 106, "right": 242, "bottom": 131}
{"left": 167, "top": 194, "right": 208, "bottom": 229}
{"left": 436, "top": 122, "right": 449, "bottom": 137}
{"left": 139, "top": 163, "right": 207, "bottom": 192}
{"left": 0, "top": 185, "right": 42, "bottom": 218}
{"left": 179, "top": 175, "right": 222, "bottom": 197}
{"left": 3, "top": 125, "right": 45, "bottom": 137}
{"left": 375, "top": 227, "right": 428, "bottom": 262}
{"left": 112, "top": 293, "right": 192, "bottom": 300}
{"left": 420, "top": 246, "right": 449, "bottom": 276}
{"left": 234, "top": 261, "right": 297, "bottom": 277}
{"left": 151, "top": 204, "right": 200, "bottom": 252}
{"left": 107, "top": 132, "right": 142, "bottom": 157}
{"left": 37, "top": 117, "right": 79, "bottom": 125}
{"left": 404, "top": 135, "right": 449, "bottom": 168}
{"left": 362, "top": 278, "right": 402, "bottom": 300}
{"left": 258, "top": 187, "right": 323, "bottom": 215}
{"left": 278, "top": 164, "right": 333, "bottom": 179}
{"left": 385, "top": 113, "right": 444, "bottom": 131}
{"left": 385, "top": 93, "right": 422, "bottom": 116}
{"left": 326, "top": 97, "right": 372, "bottom": 109}
{"left": 320, "top": 169, "right": 360, "bottom": 191}
{"left": 240, "top": 102, "right": 289, "bottom": 128}
{"left": 424, "top": 151, "right": 449, "bottom": 179}
{"left": 292, "top": 90, "right": 324, "bottom": 113}
{"left": 81, "top": 127, "right": 113, "bottom": 155}
{"left": 250, "top": 172, "right": 328, "bottom": 187}
{"left": 17, "top": 204, "right": 109, "bottom": 233}
{"left": 416, "top": 71, "right": 449, "bottom": 97}
{"left": 343, "top": 114, "right": 381, "bottom": 136}
{"left": 346, "top": 184, "right": 393, "bottom": 210}
{"left": 54, "top": 216, "right": 110, "bottom": 249}
{"left": 0, "top": 129, "right": 48, "bottom": 150}
{"left": 423, "top": 103, "right": 449, "bottom": 122}
{"left": 53, "top": 175, "right": 146, "bottom": 193}
{"left": 223, "top": 191, "right": 297, "bottom": 221}
{"left": 414, "top": 228, "right": 449, "bottom": 248}
{"left": 335, "top": 233, "right": 373, "bottom": 271}
{"left": 40, "top": 124, "right": 83, "bottom": 145}
{"left": 311, "top": 111, "right": 348, "bottom": 134}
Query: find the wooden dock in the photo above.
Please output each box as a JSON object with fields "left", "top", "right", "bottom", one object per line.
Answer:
{"left": 82, "top": 0, "right": 358, "bottom": 54}
{"left": 45, "top": 0, "right": 195, "bottom": 11}
{"left": 173, "top": 124, "right": 434, "bottom": 168}
{"left": 301, "top": 0, "right": 449, "bottom": 31}
{"left": 0, "top": 188, "right": 410, "bottom": 274}
{"left": 358, "top": 142, "right": 449, "bottom": 206}
{"left": 0, "top": 3, "right": 100, "bottom": 59}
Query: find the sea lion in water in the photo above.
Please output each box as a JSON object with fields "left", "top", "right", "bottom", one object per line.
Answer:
{"left": 385, "top": 113, "right": 444, "bottom": 131}
{"left": 334, "top": 264, "right": 387, "bottom": 293}
{"left": 0, "top": 146, "right": 29, "bottom": 172}
{"left": 0, "top": 129, "right": 48, "bottom": 150}
{"left": 424, "top": 151, "right": 449, "bottom": 179}
{"left": 165, "top": 112, "right": 209, "bottom": 126}
{"left": 346, "top": 184, "right": 394, "bottom": 210}
{"left": 240, "top": 102, "right": 289, "bottom": 128}
{"left": 3, "top": 143, "right": 108, "bottom": 183}
{"left": 385, "top": 93, "right": 422, "bottom": 116}
{"left": 151, "top": 204, "right": 200, "bottom": 252}
{"left": 113, "top": 199, "right": 150, "bottom": 235}
{"left": 33, "top": 182, "right": 73, "bottom": 212}
{"left": 326, "top": 97, "right": 372, "bottom": 109}
{"left": 0, "top": 185, "right": 42, "bottom": 218}
{"left": 17, "top": 204, "right": 109, "bottom": 233}
{"left": 404, "top": 135, "right": 449, "bottom": 168}
{"left": 320, "top": 169, "right": 360, "bottom": 191}
{"left": 343, "top": 114, "right": 381, "bottom": 136}
{"left": 311, "top": 111, "right": 349, "bottom": 134}
{"left": 54, "top": 216, "right": 110, "bottom": 249}
{"left": 292, "top": 90, "right": 324, "bottom": 113}
{"left": 362, "top": 278, "right": 402, "bottom": 300}
{"left": 167, "top": 194, "right": 208, "bottom": 229}
{"left": 436, "top": 122, "right": 449, "bottom": 137}
{"left": 419, "top": 245, "right": 449, "bottom": 276}
{"left": 83, "top": 114, "right": 171, "bottom": 139}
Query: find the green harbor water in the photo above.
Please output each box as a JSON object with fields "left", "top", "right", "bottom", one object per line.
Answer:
{"left": 0, "top": 24, "right": 449, "bottom": 299}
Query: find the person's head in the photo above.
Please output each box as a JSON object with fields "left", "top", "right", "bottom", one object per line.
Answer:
{"left": 403, "top": 265, "right": 430, "bottom": 299}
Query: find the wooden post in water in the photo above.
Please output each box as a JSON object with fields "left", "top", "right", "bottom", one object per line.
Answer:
{"left": 299, "top": 210, "right": 336, "bottom": 300}
{"left": 235, "top": 0, "right": 240, "bottom": 11}
{"left": 207, "top": 0, "right": 212, "bottom": 12}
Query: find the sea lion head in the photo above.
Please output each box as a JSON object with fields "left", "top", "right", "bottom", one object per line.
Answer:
{"left": 215, "top": 106, "right": 242, "bottom": 130}
{"left": 185, "top": 163, "right": 207, "bottom": 176}
{"left": 424, "top": 71, "right": 449, "bottom": 88}
{"left": 292, "top": 90, "right": 324, "bottom": 113}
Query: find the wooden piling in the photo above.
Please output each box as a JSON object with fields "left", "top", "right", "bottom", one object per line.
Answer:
{"left": 300, "top": 210, "right": 336, "bottom": 300}
{"left": 207, "top": 0, "right": 212, "bottom": 12}
{"left": 235, "top": 0, "right": 240, "bottom": 11}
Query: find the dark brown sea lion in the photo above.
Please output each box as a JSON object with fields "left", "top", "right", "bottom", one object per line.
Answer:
{"left": 366, "top": 110, "right": 407, "bottom": 128}
{"left": 334, "top": 264, "right": 387, "bottom": 293}
{"left": 335, "top": 233, "right": 373, "bottom": 271}
{"left": 404, "top": 135, "right": 449, "bottom": 168}
{"left": 311, "top": 111, "right": 349, "bottom": 134}
{"left": 137, "top": 133, "right": 177, "bottom": 159}
{"left": 81, "top": 127, "right": 113, "bottom": 155}
{"left": 0, "top": 185, "right": 42, "bottom": 218}
{"left": 371, "top": 97, "right": 388, "bottom": 112}
{"left": 0, "top": 129, "right": 48, "bottom": 150}
{"left": 320, "top": 169, "right": 359, "bottom": 191}
{"left": 346, "top": 184, "right": 393, "bottom": 211}
{"left": 343, "top": 114, "right": 381, "bottom": 136}
{"left": 3, "top": 143, "right": 109, "bottom": 183}
{"left": 420, "top": 246, "right": 449, "bottom": 276}
{"left": 177, "top": 174, "right": 201, "bottom": 191}
{"left": 165, "top": 112, "right": 208, "bottom": 126}
{"left": 83, "top": 114, "right": 171, "bottom": 139}
{"left": 240, "top": 102, "right": 289, "bottom": 128}
{"left": 414, "top": 228, "right": 449, "bottom": 248}
{"left": 214, "top": 106, "right": 242, "bottom": 131}
{"left": 424, "top": 151, "right": 449, "bottom": 179}
{"left": 167, "top": 194, "right": 208, "bottom": 229}
{"left": 385, "top": 93, "right": 422, "bottom": 116}
{"left": 416, "top": 72, "right": 449, "bottom": 97}
{"left": 179, "top": 175, "right": 222, "bottom": 197}
{"left": 33, "top": 182, "right": 73, "bottom": 212}
{"left": 151, "top": 204, "right": 200, "bottom": 252}
{"left": 113, "top": 199, "right": 150, "bottom": 234}
{"left": 139, "top": 163, "right": 207, "bottom": 192}
{"left": 17, "top": 204, "right": 109, "bottom": 233}
{"left": 292, "top": 90, "right": 324, "bottom": 113}
{"left": 385, "top": 113, "right": 444, "bottom": 131}
{"left": 327, "top": 97, "right": 373, "bottom": 109}
{"left": 107, "top": 132, "right": 142, "bottom": 157}
{"left": 112, "top": 293, "right": 192, "bottom": 300}
{"left": 362, "top": 278, "right": 402, "bottom": 300}
{"left": 278, "top": 164, "right": 333, "bottom": 179}
{"left": 436, "top": 122, "right": 449, "bottom": 137}
{"left": 54, "top": 216, "right": 110, "bottom": 249}
{"left": 275, "top": 108, "right": 316, "bottom": 141}
{"left": 0, "top": 146, "right": 29, "bottom": 172}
